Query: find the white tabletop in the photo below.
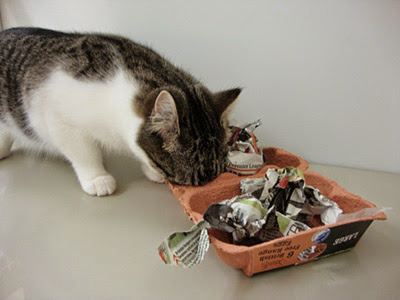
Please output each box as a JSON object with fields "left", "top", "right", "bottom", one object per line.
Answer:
{"left": 0, "top": 152, "right": 398, "bottom": 300}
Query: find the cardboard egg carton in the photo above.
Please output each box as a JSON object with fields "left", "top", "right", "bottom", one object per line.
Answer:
{"left": 167, "top": 147, "right": 386, "bottom": 276}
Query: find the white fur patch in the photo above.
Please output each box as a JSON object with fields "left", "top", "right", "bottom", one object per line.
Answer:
{"left": 29, "top": 68, "right": 138, "bottom": 151}
{"left": 1, "top": 67, "right": 152, "bottom": 164}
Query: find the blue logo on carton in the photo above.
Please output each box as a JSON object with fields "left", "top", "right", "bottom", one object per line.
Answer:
{"left": 312, "top": 228, "right": 331, "bottom": 244}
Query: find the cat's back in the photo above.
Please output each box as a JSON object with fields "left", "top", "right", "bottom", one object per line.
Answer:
{"left": 0, "top": 27, "right": 81, "bottom": 38}
{"left": 0, "top": 27, "right": 199, "bottom": 129}
{"left": 0, "top": 27, "right": 83, "bottom": 64}
{"left": 0, "top": 27, "right": 125, "bottom": 81}
{"left": 0, "top": 27, "right": 185, "bottom": 84}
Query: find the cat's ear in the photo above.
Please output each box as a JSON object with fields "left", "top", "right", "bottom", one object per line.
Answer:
{"left": 150, "top": 90, "right": 180, "bottom": 137}
{"left": 214, "top": 88, "right": 242, "bottom": 118}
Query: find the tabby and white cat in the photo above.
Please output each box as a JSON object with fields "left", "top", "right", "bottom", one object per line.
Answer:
{"left": 0, "top": 28, "right": 241, "bottom": 196}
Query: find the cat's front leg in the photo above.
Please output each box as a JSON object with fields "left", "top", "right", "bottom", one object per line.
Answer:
{"left": 64, "top": 142, "right": 117, "bottom": 196}
{"left": 0, "top": 130, "right": 13, "bottom": 160}
{"left": 141, "top": 162, "right": 165, "bottom": 183}
{"left": 48, "top": 122, "right": 116, "bottom": 196}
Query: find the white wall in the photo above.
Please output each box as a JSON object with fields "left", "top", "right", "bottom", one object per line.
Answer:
{"left": 1, "top": 0, "right": 399, "bottom": 173}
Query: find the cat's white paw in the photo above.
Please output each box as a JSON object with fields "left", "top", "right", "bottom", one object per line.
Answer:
{"left": 0, "top": 147, "right": 11, "bottom": 160}
{"left": 0, "top": 135, "right": 12, "bottom": 160}
{"left": 141, "top": 163, "right": 165, "bottom": 184}
{"left": 80, "top": 175, "right": 117, "bottom": 196}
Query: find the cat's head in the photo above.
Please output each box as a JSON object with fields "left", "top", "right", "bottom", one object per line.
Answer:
{"left": 137, "top": 86, "right": 241, "bottom": 185}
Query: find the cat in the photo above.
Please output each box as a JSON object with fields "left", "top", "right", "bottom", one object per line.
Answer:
{"left": 0, "top": 27, "right": 241, "bottom": 196}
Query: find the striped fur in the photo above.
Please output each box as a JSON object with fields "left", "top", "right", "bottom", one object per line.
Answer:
{"left": 0, "top": 27, "right": 241, "bottom": 191}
